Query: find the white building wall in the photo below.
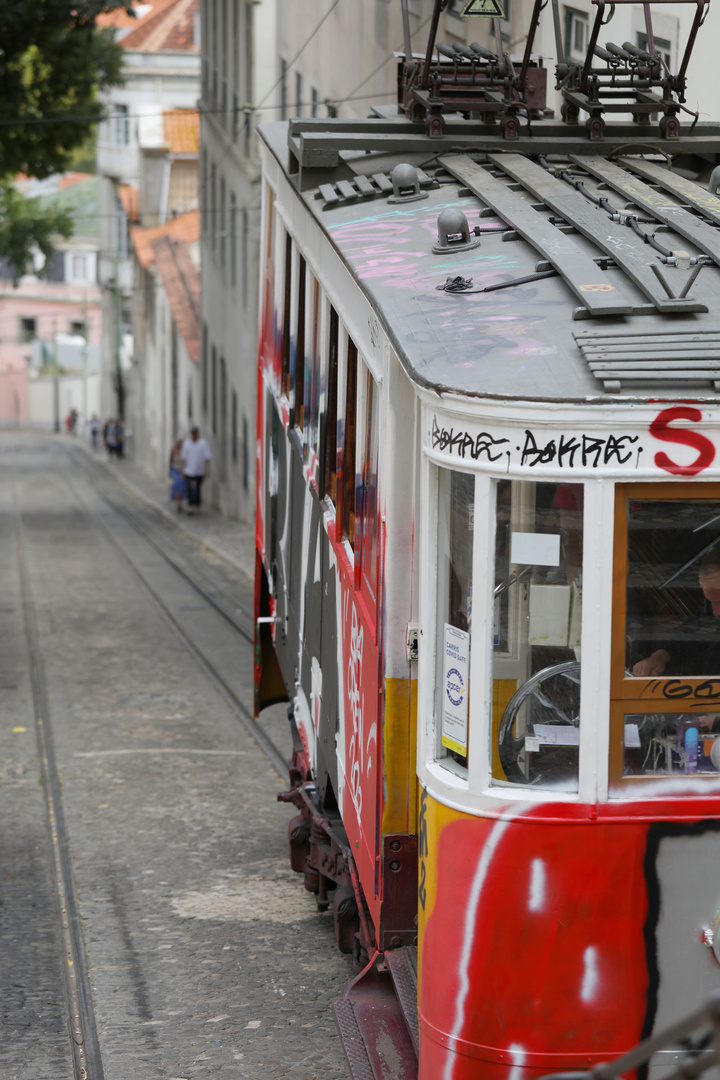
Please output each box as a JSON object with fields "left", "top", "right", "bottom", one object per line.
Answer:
{"left": 97, "top": 45, "right": 200, "bottom": 441}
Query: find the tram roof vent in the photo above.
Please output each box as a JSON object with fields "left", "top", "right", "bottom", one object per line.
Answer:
{"left": 388, "top": 163, "right": 428, "bottom": 204}
{"left": 433, "top": 208, "right": 481, "bottom": 254}
{"left": 573, "top": 328, "right": 720, "bottom": 393}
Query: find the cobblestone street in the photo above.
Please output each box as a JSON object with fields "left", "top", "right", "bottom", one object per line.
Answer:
{"left": 1, "top": 431, "right": 354, "bottom": 1080}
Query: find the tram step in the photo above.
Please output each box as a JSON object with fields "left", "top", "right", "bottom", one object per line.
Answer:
{"left": 385, "top": 946, "right": 419, "bottom": 1056}
{"left": 333, "top": 963, "right": 418, "bottom": 1080}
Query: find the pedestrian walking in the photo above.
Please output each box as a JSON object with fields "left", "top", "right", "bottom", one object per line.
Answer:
{"left": 169, "top": 439, "right": 186, "bottom": 512}
{"left": 181, "top": 427, "right": 211, "bottom": 514}
{"left": 90, "top": 415, "right": 100, "bottom": 450}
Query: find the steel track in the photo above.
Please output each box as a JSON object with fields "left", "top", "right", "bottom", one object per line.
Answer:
{"left": 61, "top": 456, "right": 288, "bottom": 781}
{"left": 12, "top": 455, "right": 104, "bottom": 1080}
{"left": 66, "top": 448, "right": 254, "bottom": 643}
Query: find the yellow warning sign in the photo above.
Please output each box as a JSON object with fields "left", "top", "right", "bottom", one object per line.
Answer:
{"left": 461, "top": 0, "right": 506, "bottom": 16}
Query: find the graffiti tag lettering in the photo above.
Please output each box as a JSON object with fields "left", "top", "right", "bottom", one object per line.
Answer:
{"left": 347, "top": 603, "right": 365, "bottom": 816}
{"left": 431, "top": 416, "right": 509, "bottom": 462}
{"left": 520, "top": 429, "right": 640, "bottom": 468}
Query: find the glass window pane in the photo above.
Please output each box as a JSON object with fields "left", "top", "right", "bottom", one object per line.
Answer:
{"left": 624, "top": 713, "right": 720, "bottom": 776}
{"left": 492, "top": 481, "right": 583, "bottom": 790}
{"left": 436, "top": 469, "right": 474, "bottom": 770}
{"left": 627, "top": 499, "right": 720, "bottom": 679}
{"left": 362, "top": 371, "right": 379, "bottom": 599}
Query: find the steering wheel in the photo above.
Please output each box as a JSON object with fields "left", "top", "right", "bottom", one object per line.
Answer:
{"left": 498, "top": 662, "right": 581, "bottom": 784}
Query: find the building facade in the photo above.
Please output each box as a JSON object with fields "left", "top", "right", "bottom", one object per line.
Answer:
{"left": 96, "top": 0, "right": 200, "bottom": 452}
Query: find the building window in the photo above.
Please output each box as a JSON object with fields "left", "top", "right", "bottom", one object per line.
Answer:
{"left": 242, "top": 413, "right": 248, "bottom": 491}
{"left": 19, "top": 317, "right": 37, "bottom": 343}
{"left": 202, "top": 323, "right": 208, "bottom": 413}
{"left": 244, "top": 1, "right": 254, "bottom": 156}
{"left": 72, "top": 254, "right": 87, "bottom": 281}
{"left": 232, "top": 389, "right": 238, "bottom": 463}
{"left": 280, "top": 58, "right": 288, "bottom": 120}
{"left": 114, "top": 104, "right": 130, "bottom": 146}
{"left": 69, "top": 320, "right": 85, "bottom": 337}
{"left": 220, "top": 176, "right": 226, "bottom": 268}
{"left": 211, "top": 163, "right": 217, "bottom": 253}
{"left": 201, "top": 148, "right": 207, "bottom": 236}
{"left": 242, "top": 208, "right": 249, "bottom": 309}
{"left": 230, "top": 193, "right": 237, "bottom": 286}
{"left": 212, "top": 345, "right": 217, "bottom": 435}
{"left": 637, "top": 32, "right": 673, "bottom": 69}
{"left": 295, "top": 72, "right": 303, "bottom": 118}
{"left": 565, "top": 8, "right": 589, "bottom": 63}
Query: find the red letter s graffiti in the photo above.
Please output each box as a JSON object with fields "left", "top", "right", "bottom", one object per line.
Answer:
{"left": 649, "top": 406, "right": 716, "bottom": 476}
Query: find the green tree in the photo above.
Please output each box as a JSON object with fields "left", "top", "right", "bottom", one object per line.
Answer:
{"left": 0, "top": 0, "right": 132, "bottom": 278}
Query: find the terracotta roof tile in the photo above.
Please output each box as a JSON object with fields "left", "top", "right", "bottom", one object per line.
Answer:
{"left": 130, "top": 209, "right": 200, "bottom": 269}
{"left": 117, "top": 0, "right": 199, "bottom": 52}
{"left": 152, "top": 234, "right": 201, "bottom": 361}
{"left": 163, "top": 109, "right": 199, "bottom": 154}
{"left": 98, "top": 0, "right": 199, "bottom": 52}
{"left": 118, "top": 184, "right": 140, "bottom": 222}
{"left": 58, "top": 172, "right": 94, "bottom": 190}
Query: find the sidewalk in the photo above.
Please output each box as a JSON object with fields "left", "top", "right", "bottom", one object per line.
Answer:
{"left": 75, "top": 436, "right": 256, "bottom": 581}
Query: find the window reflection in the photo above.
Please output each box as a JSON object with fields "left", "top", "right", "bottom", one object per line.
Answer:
{"left": 492, "top": 480, "right": 584, "bottom": 791}
{"left": 627, "top": 500, "right": 720, "bottom": 679}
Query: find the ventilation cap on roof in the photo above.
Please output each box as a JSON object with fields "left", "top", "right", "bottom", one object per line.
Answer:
{"left": 387, "top": 163, "right": 428, "bottom": 203}
{"left": 433, "top": 208, "right": 481, "bottom": 254}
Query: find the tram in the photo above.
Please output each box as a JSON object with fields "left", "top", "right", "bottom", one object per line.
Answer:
{"left": 254, "top": 1, "right": 720, "bottom": 1076}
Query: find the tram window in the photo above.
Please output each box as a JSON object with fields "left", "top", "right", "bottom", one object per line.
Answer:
{"left": 613, "top": 491, "right": 720, "bottom": 781}
{"left": 361, "top": 369, "right": 379, "bottom": 602}
{"left": 261, "top": 185, "right": 276, "bottom": 369}
{"left": 491, "top": 480, "right": 584, "bottom": 791}
{"left": 436, "top": 468, "right": 474, "bottom": 771}
{"left": 339, "top": 338, "right": 358, "bottom": 548}
{"left": 624, "top": 498, "right": 720, "bottom": 680}
{"left": 321, "top": 306, "right": 339, "bottom": 505}
{"left": 304, "top": 272, "right": 321, "bottom": 463}
{"left": 280, "top": 233, "right": 292, "bottom": 398}
{"left": 292, "top": 255, "right": 306, "bottom": 430}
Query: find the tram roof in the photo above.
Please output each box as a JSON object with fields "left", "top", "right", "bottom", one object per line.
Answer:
{"left": 259, "top": 117, "right": 720, "bottom": 404}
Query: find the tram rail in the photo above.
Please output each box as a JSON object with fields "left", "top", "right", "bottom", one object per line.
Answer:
{"left": 12, "top": 451, "right": 104, "bottom": 1080}
{"left": 65, "top": 446, "right": 254, "bottom": 643}
{"left": 60, "top": 450, "right": 287, "bottom": 780}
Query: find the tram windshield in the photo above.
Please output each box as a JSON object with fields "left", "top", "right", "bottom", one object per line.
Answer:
{"left": 619, "top": 494, "right": 720, "bottom": 780}
{"left": 491, "top": 480, "right": 584, "bottom": 791}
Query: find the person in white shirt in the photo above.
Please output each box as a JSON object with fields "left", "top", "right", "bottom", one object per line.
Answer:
{"left": 180, "top": 427, "right": 212, "bottom": 513}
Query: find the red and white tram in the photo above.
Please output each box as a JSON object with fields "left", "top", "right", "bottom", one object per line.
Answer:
{"left": 254, "top": 2, "right": 720, "bottom": 1076}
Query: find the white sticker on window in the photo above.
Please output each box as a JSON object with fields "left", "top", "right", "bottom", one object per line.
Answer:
{"left": 510, "top": 531, "right": 560, "bottom": 567}
{"left": 442, "top": 624, "right": 469, "bottom": 757}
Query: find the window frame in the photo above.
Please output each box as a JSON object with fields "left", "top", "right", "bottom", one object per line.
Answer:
{"left": 610, "top": 480, "right": 720, "bottom": 791}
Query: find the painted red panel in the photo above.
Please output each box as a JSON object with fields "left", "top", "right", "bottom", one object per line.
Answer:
{"left": 420, "top": 807, "right": 651, "bottom": 1080}
{"left": 338, "top": 569, "right": 381, "bottom": 932}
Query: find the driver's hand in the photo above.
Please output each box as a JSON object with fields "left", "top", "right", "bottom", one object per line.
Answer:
{"left": 632, "top": 650, "right": 670, "bottom": 677}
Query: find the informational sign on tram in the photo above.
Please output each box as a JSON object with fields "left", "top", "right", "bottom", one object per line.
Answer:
{"left": 441, "top": 624, "right": 470, "bottom": 757}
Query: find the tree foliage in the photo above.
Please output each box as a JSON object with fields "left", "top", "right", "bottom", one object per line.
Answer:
{"left": 0, "top": 0, "right": 133, "bottom": 178}
{"left": 0, "top": 1, "right": 132, "bottom": 278}
{"left": 0, "top": 183, "right": 73, "bottom": 284}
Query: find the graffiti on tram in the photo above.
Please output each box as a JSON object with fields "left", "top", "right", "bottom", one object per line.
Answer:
{"left": 430, "top": 405, "right": 719, "bottom": 477}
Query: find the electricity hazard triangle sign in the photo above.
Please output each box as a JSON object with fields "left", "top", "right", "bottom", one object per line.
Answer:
{"left": 461, "top": 0, "right": 505, "bottom": 16}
